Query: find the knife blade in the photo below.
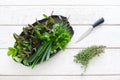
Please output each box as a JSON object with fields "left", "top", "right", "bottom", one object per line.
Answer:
{"left": 76, "top": 17, "right": 104, "bottom": 43}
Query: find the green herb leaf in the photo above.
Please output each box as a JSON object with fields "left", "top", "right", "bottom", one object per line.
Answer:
{"left": 13, "top": 33, "right": 19, "bottom": 41}
{"left": 42, "top": 32, "right": 51, "bottom": 41}
{"left": 13, "top": 56, "right": 22, "bottom": 63}
{"left": 52, "top": 22, "right": 71, "bottom": 50}
{"left": 23, "top": 59, "right": 29, "bottom": 66}
{"left": 43, "top": 14, "right": 48, "bottom": 18}
{"left": 7, "top": 47, "right": 17, "bottom": 57}
{"left": 49, "top": 17, "right": 54, "bottom": 24}
{"left": 35, "top": 29, "right": 42, "bottom": 39}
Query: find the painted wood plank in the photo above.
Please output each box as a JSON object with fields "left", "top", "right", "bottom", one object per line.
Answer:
{"left": 0, "top": 6, "right": 120, "bottom": 25}
{"left": 0, "top": 76, "right": 120, "bottom": 80}
{"left": 1, "top": 49, "right": 120, "bottom": 75}
{"left": 1, "top": 0, "right": 120, "bottom": 5}
{"left": 1, "top": 26, "right": 120, "bottom": 49}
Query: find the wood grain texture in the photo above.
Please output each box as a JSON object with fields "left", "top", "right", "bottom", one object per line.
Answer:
{"left": 0, "top": 76, "right": 120, "bottom": 80}
{"left": 1, "top": 26, "right": 120, "bottom": 48}
{"left": 1, "top": 49, "right": 120, "bottom": 75}
{"left": 0, "top": 0, "right": 120, "bottom": 5}
{"left": 0, "top": 6, "right": 120, "bottom": 25}
{"left": 1, "top": 0, "right": 120, "bottom": 78}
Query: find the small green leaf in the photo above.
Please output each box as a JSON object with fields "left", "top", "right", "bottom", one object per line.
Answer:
{"left": 23, "top": 59, "right": 29, "bottom": 66}
{"left": 42, "top": 32, "right": 51, "bottom": 41}
{"left": 16, "top": 45, "right": 23, "bottom": 51}
{"left": 13, "top": 56, "right": 22, "bottom": 63}
{"left": 49, "top": 17, "right": 54, "bottom": 24}
{"left": 7, "top": 47, "right": 17, "bottom": 56}
{"left": 13, "top": 33, "right": 19, "bottom": 41}
{"left": 43, "top": 14, "right": 48, "bottom": 18}
{"left": 35, "top": 30, "right": 42, "bottom": 39}
{"left": 23, "top": 27, "right": 28, "bottom": 35}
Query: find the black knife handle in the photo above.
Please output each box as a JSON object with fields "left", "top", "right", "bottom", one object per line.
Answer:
{"left": 92, "top": 17, "right": 104, "bottom": 28}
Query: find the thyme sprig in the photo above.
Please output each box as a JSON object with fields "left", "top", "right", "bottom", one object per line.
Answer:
{"left": 74, "top": 45, "right": 106, "bottom": 72}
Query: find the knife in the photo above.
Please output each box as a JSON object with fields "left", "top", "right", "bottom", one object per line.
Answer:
{"left": 76, "top": 17, "right": 104, "bottom": 43}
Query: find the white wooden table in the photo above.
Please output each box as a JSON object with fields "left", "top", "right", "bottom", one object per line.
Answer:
{"left": 1, "top": 0, "right": 120, "bottom": 79}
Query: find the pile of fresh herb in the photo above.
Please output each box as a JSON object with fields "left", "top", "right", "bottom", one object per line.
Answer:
{"left": 74, "top": 45, "right": 106, "bottom": 72}
{"left": 7, "top": 14, "right": 74, "bottom": 68}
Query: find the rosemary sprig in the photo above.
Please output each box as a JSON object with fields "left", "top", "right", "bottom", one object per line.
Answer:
{"left": 74, "top": 45, "right": 106, "bottom": 72}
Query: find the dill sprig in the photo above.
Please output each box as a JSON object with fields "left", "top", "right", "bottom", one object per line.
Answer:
{"left": 74, "top": 45, "right": 106, "bottom": 72}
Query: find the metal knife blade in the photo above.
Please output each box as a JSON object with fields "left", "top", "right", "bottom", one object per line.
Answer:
{"left": 76, "top": 17, "right": 104, "bottom": 43}
{"left": 76, "top": 27, "right": 93, "bottom": 43}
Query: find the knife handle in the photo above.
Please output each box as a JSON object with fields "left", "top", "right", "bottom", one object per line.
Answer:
{"left": 92, "top": 17, "right": 104, "bottom": 28}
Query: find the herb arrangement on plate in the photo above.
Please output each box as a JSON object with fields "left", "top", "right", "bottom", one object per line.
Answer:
{"left": 7, "top": 14, "right": 74, "bottom": 68}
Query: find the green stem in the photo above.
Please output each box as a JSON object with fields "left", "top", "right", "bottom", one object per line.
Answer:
{"left": 28, "top": 42, "right": 50, "bottom": 63}
{"left": 31, "top": 41, "right": 52, "bottom": 68}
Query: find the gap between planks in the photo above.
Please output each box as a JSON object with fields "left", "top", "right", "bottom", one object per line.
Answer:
{"left": 1, "top": 47, "right": 120, "bottom": 49}
{"left": 0, "top": 24, "right": 120, "bottom": 26}
{"left": 1, "top": 74, "right": 120, "bottom": 76}
{"left": 1, "top": 5, "right": 120, "bottom": 6}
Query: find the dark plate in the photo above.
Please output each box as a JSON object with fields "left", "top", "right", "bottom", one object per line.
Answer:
{"left": 19, "top": 15, "right": 74, "bottom": 65}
